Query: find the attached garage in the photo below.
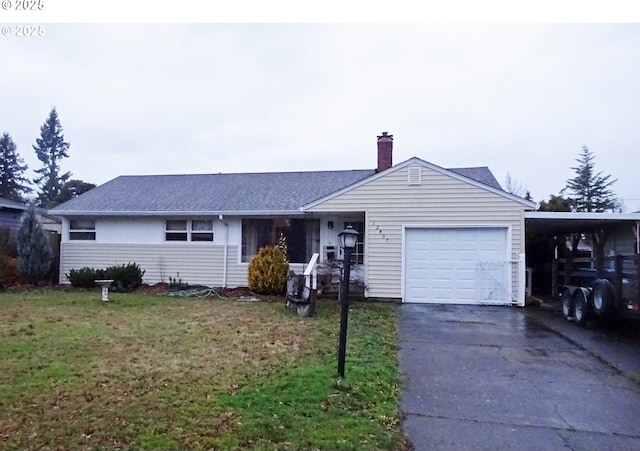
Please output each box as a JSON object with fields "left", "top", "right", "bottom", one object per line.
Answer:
{"left": 403, "top": 226, "right": 512, "bottom": 305}
{"left": 305, "top": 155, "right": 534, "bottom": 303}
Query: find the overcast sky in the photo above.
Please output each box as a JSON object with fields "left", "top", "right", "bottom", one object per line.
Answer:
{"left": 1, "top": 22, "right": 639, "bottom": 211}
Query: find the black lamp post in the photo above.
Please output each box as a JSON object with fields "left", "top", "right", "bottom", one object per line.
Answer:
{"left": 337, "top": 225, "right": 359, "bottom": 378}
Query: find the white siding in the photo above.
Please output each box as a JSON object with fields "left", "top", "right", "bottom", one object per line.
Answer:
{"left": 59, "top": 216, "right": 328, "bottom": 288}
{"left": 97, "top": 217, "right": 163, "bottom": 243}
{"left": 307, "top": 164, "right": 528, "bottom": 300}
{"left": 59, "top": 242, "right": 249, "bottom": 287}
{"left": 61, "top": 217, "right": 242, "bottom": 246}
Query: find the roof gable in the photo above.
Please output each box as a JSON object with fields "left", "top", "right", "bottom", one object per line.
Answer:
{"left": 304, "top": 157, "right": 536, "bottom": 210}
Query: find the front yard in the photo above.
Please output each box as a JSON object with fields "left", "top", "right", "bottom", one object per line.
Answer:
{"left": 0, "top": 290, "right": 405, "bottom": 450}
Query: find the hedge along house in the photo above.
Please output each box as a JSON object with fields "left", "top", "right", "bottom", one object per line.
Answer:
{"left": 51, "top": 133, "right": 536, "bottom": 304}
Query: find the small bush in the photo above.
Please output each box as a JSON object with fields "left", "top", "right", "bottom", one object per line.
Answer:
{"left": 247, "top": 245, "right": 289, "bottom": 295}
{"left": 67, "top": 267, "right": 101, "bottom": 288}
{"left": 104, "top": 263, "right": 145, "bottom": 293}
{"left": 67, "top": 263, "right": 145, "bottom": 293}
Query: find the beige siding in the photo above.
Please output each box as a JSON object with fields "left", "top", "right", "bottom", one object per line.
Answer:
{"left": 308, "top": 164, "right": 528, "bottom": 299}
{"left": 60, "top": 243, "right": 249, "bottom": 288}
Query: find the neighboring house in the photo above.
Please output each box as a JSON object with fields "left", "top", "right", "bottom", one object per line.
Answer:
{"left": 0, "top": 197, "right": 62, "bottom": 235}
{"left": 51, "top": 133, "right": 536, "bottom": 305}
{"left": 0, "top": 197, "right": 26, "bottom": 232}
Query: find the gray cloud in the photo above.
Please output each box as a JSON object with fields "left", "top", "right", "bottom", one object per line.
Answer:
{"left": 1, "top": 23, "right": 638, "bottom": 210}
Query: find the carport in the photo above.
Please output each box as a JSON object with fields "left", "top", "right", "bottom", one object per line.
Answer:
{"left": 524, "top": 211, "right": 640, "bottom": 314}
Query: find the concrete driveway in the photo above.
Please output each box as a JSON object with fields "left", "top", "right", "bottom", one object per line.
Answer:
{"left": 398, "top": 304, "right": 640, "bottom": 451}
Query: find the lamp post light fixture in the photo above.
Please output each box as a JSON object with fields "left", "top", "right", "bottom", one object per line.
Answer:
{"left": 337, "top": 225, "right": 359, "bottom": 378}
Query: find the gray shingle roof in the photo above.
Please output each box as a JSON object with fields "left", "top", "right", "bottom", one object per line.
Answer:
{"left": 51, "top": 165, "right": 503, "bottom": 214}
{"left": 449, "top": 167, "right": 502, "bottom": 190}
{"left": 51, "top": 170, "right": 377, "bottom": 213}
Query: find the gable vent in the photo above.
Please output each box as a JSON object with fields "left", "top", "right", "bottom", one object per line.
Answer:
{"left": 408, "top": 167, "right": 422, "bottom": 186}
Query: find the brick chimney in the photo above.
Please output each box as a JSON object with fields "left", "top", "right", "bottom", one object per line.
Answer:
{"left": 376, "top": 132, "right": 393, "bottom": 173}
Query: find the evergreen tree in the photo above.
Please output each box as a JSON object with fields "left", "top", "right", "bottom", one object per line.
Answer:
{"left": 17, "top": 202, "right": 53, "bottom": 284}
{"left": 562, "top": 145, "right": 618, "bottom": 212}
{"left": 0, "top": 132, "right": 32, "bottom": 202}
{"left": 57, "top": 179, "right": 97, "bottom": 205}
{"left": 538, "top": 194, "right": 571, "bottom": 212}
{"left": 33, "top": 108, "right": 71, "bottom": 208}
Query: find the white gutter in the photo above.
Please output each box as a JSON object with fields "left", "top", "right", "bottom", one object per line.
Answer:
{"left": 525, "top": 211, "right": 640, "bottom": 220}
{"left": 50, "top": 209, "right": 307, "bottom": 217}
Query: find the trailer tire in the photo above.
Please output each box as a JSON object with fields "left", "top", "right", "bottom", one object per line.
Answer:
{"left": 592, "top": 279, "right": 614, "bottom": 317}
{"left": 561, "top": 288, "right": 574, "bottom": 320}
{"left": 573, "top": 289, "right": 590, "bottom": 326}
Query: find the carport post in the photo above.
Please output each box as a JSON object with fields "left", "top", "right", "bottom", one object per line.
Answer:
{"left": 518, "top": 253, "right": 526, "bottom": 306}
{"left": 337, "top": 226, "right": 359, "bottom": 379}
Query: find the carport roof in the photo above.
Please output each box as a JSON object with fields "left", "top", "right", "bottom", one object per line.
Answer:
{"left": 525, "top": 211, "right": 640, "bottom": 234}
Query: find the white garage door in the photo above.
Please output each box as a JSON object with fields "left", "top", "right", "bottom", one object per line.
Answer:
{"left": 404, "top": 227, "right": 510, "bottom": 305}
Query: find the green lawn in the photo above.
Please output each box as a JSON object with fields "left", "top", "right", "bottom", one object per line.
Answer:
{"left": 0, "top": 289, "right": 406, "bottom": 450}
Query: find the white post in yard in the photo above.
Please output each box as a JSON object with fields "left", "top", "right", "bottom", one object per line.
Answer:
{"left": 517, "top": 254, "right": 526, "bottom": 307}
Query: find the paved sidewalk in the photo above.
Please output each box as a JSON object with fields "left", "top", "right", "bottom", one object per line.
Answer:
{"left": 398, "top": 304, "right": 640, "bottom": 451}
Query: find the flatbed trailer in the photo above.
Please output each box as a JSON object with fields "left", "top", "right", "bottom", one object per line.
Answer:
{"left": 553, "top": 254, "right": 640, "bottom": 324}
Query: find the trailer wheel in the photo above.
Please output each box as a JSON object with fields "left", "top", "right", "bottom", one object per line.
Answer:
{"left": 573, "top": 289, "right": 590, "bottom": 326}
{"left": 592, "top": 279, "right": 614, "bottom": 317}
{"left": 561, "top": 288, "right": 574, "bottom": 320}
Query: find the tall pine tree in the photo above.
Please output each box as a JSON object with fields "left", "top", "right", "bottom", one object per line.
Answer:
{"left": 0, "top": 132, "right": 32, "bottom": 202}
{"left": 33, "top": 108, "right": 71, "bottom": 208}
{"left": 562, "top": 145, "right": 618, "bottom": 212}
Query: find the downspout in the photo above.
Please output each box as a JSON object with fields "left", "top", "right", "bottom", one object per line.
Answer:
{"left": 220, "top": 215, "right": 228, "bottom": 288}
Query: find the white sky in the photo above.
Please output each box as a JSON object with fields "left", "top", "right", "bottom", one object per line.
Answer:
{"left": 1, "top": 3, "right": 639, "bottom": 211}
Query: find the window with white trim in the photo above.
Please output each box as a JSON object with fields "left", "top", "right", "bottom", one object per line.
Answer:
{"left": 166, "top": 220, "right": 188, "bottom": 241}
{"left": 191, "top": 219, "right": 214, "bottom": 241}
{"left": 69, "top": 219, "right": 96, "bottom": 240}
{"left": 165, "top": 220, "right": 214, "bottom": 242}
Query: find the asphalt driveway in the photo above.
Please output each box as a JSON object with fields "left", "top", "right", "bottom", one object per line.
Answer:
{"left": 398, "top": 304, "right": 640, "bottom": 451}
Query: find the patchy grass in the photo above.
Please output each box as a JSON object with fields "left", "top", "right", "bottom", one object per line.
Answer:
{"left": 0, "top": 289, "right": 405, "bottom": 450}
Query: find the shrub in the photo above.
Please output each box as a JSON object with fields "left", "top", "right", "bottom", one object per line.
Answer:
{"left": 67, "top": 263, "right": 145, "bottom": 293}
{"left": 67, "top": 267, "right": 101, "bottom": 288}
{"left": 104, "top": 263, "right": 145, "bottom": 293}
{"left": 247, "top": 245, "right": 289, "bottom": 295}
